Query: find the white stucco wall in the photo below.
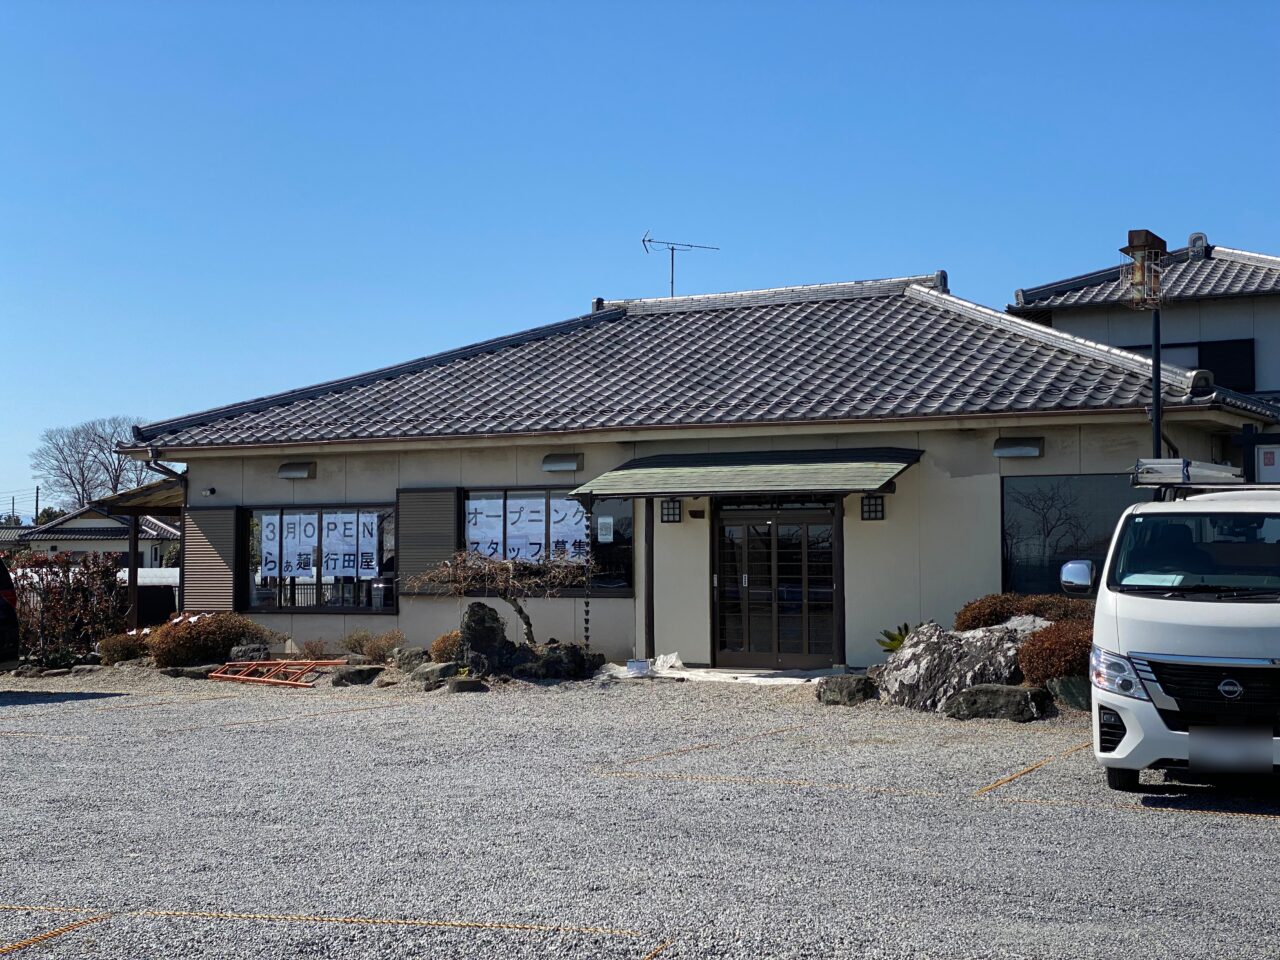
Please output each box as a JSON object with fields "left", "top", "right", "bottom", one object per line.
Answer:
{"left": 180, "top": 415, "right": 1242, "bottom": 666}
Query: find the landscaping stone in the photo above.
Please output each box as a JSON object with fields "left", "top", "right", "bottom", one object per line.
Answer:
{"left": 942, "top": 683, "right": 1052, "bottom": 723}
{"left": 331, "top": 665, "right": 384, "bottom": 687}
{"left": 40, "top": 668, "right": 72, "bottom": 677}
{"left": 875, "top": 621, "right": 1025, "bottom": 712}
{"left": 1047, "top": 675, "right": 1092, "bottom": 711}
{"left": 411, "top": 661, "right": 458, "bottom": 691}
{"left": 374, "top": 674, "right": 400, "bottom": 688}
{"left": 345, "top": 653, "right": 371, "bottom": 666}
{"left": 816, "top": 674, "right": 878, "bottom": 706}
{"left": 395, "top": 646, "right": 427, "bottom": 672}
{"left": 456, "top": 601, "right": 602, "bottom": 680}
{"left": 70, "top": 664, "right": 104, "bottom": 676}
{"left": 511, "top": 643, "right": 605, "bottom": 681}
{"left": 229, "top": 643, "right": 271, "bottom": 663}
{"left": 13, "top": 666, "right": 42, "bottom": 679}
{"left": 446, "top": 676, "right": 487, "bottom": 694}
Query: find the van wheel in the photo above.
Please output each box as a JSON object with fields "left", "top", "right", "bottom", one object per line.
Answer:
{"left": 1105, "top": 767, "right": 1141, "bottom": 792}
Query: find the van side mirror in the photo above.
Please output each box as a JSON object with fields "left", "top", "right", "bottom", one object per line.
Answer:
{"left": 1060, "top": 560, "right": 1095, "bottom": 594}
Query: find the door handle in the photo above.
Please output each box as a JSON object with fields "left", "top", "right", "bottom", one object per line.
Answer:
{"left": 742, "top": 574, "right": 749, "bottom": 587}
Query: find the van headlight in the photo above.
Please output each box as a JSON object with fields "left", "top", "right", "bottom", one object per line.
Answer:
{"left": 1090, "top": 646, "right": 1150, "bottom": 701}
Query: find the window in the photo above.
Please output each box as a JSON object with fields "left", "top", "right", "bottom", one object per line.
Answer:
{"left": 1109, "top": 512, "right": 1280, "bottom": 594}
{"left": 1002, "top": 475, "right": 1151, "bottom": 594}
{"left": 246, "top": 505, "right": 395, "bottom": 611}
{"left": 1121, "top": 338, "right": 1255, "bottom": 393}
{"left": 463, "top": 490, "right": 633, "bottom": 589}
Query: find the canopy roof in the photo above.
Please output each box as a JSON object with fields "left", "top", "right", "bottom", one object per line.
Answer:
{"left": 572, "top": 448, "right": 922, "bottom": 499}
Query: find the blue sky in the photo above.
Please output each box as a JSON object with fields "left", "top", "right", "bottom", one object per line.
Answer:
{"left": 2, "top": 1, "right": 1278, "bottom": 514}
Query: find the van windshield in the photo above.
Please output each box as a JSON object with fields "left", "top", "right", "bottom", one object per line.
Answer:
{"left": 1110, "top": 512, "right": 1280, "bottom": 595}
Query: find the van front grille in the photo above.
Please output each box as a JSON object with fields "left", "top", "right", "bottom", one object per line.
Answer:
{"left": 1142, "top": 659, "right": 1280, "bottom": 734}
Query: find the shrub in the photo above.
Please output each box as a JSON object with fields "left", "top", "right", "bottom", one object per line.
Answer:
{"left": 341, "top": 628, "right": 401, "bottom": 664}
{"left": 99, "top": 632, "right": 148, "bottom": 665}
{"left": 13, "top": 552, "right": 126, "bottom": 665}
{"left": 876, "top": 622, "right": 920, "bottom": 653}
{"left": 430, "top": 630, "right": 462, "bottom": 663}
{"left": 1019, "top": 620, "right": 1093, "bottom": 687}
{"left": 146, "top": 613, "right": 283, "bottom": 668}
{"left": 299, "top": 638, "right": 328, "bottom": 660}
{"left": 954, "top": 593, "right": 1094, "bottom": 632}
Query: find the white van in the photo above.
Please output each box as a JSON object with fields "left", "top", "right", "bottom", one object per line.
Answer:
{"left": 1061, "top": 461, "right": 1280, "bottom": 791}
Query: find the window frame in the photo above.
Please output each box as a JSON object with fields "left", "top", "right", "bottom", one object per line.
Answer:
{"left": 461, "top": 485, "right": 635, "bottom": 597}
{"left": 240, "top": 502, "right": 398, "bottom": 615}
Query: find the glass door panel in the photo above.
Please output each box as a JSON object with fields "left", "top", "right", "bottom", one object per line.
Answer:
{"left": 717, "top": 524, "right": 745, "bottom": 653}
{"left": 806, "top": 523, "right": 834, "bottom": 655}
{"left": 746, "top": 523, "right": 774, "bottom": 653}
{"left": 776, "top": 523, "right": 804, "bottom": 653}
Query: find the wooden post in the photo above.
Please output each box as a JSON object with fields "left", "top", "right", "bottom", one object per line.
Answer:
{"left": 127, "top": 514, "right": 140, "bottom": 631}
{"left": 644, "top": 497, "right": 655, "bottom": 660}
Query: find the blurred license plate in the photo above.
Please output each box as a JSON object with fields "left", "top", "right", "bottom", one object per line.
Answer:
{"left": 1188, "top": 725, "right": 1274, "bottom": 772}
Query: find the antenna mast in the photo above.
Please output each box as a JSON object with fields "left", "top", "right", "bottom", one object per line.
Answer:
{"left": 642, "top": 231, "right": 719, "bottom": 297}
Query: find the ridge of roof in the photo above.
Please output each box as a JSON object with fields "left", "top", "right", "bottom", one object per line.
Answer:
{"left": 24, "top": 504, "right": 108, "bottom": 537}
{"left": 904, "top": 283, "right": 1201, "bottom": 391}
{"left": 1211, "top": 246, "right": 1280, "bottom": 271}
{"left": 132, "top": 307, "right": 628, "bottom": 444}
{"left": 603, "top": 274, "right": 946, "bottom": 315}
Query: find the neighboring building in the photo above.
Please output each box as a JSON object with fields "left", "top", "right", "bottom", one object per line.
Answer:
{"left": 0, "top": 526, "right": 33, "bottom": 554}
{"left": 19, "top": 506, "right": 179, "bottom": 567}
{"left": 125, "top": 273, "right": 1277, "bottom": 669}
{"left": 1009, "top": 232, "right": 1280, "bottom": 399}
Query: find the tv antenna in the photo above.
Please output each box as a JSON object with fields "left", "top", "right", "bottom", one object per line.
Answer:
{"left": 642, "top": 231, "right": 719, "bottom": 297}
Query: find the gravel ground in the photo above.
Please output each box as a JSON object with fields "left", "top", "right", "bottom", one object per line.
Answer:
{"left": 3, "top": 667, "right": 1280, "bottom": 959}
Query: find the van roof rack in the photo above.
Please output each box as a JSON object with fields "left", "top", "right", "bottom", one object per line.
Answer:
{"left": 1132, "top": 459, "right": 1243, "bottom": 487}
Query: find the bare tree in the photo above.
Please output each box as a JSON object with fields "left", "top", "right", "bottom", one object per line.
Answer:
{"left": 30, "top": 416, "right": 149, "bottom": 508}
{"left": 409, "top": 551, "right": 591, "bottom": 645}
{"left": 1006, "top": 479, "right": 1088, "bottom": 566}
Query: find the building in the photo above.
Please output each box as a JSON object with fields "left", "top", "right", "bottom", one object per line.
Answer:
{"left": 125, "top": 273, "right": 1277, "bottom": 669}
{"left": 1010, "top": 232, "right": 1280, "bottom": 400}
{"left": 18, "top": 505, "right": 179, "bottom": 567}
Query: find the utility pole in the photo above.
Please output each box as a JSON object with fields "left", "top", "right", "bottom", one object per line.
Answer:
{"left": 34, "top": 486, "right": 39, "bottom": 523}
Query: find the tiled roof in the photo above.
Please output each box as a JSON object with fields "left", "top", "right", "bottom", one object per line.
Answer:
{"left": 0, "top": 526, "right": 32, "bottom": 544}
{"left": 131, "top": 273, "right": 1276, "bottom": 452}
{"left": 19, "top": 506, "right": 180, "bottom": 543}
{"left": 1011, "top": 235, "right": 1280, "bottom": 313}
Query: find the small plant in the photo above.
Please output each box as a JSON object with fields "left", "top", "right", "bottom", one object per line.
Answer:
{"left": 1019, "top": 621, "right": 1093, "bottom": 687}
{"left": 430, "top": 630, "right": 462, "bottom": 663}
{"left": 99, "top": 632, "right": 148, "bottom": 665}
{"left": 362, "top": 629, "right": 403, "bottom": 665}
{"left": 299, "top": 638, "right": 328, "bottom": 660}
{"left": 876, "top": 622, "right": 919, "bottom": 653}
{"left": 341, "top": 629, "right": 374, "bottom": 656}
{"left": 146, "top": 613, "right": 284, "bottom": 668}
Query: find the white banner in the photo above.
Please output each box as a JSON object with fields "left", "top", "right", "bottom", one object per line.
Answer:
{"left": 505, "top": 494, "right": 546, "bottom": 561}
{"left": 466, "top": 494, "right": 504, "bottom": 558}
{"left": 550, "top": 496, "right": 589, "bottom": 562}
{"left": 280, "top": 512, "right": 318, "bottom": 578}
{"left": 259, "top": 513, "right": 280, "bottom": 578}
{"left": 322, "top": 511, "right": 359, "bottom": 578}
{"left": 356, "top": 511, "right": 381, "bottom": 579}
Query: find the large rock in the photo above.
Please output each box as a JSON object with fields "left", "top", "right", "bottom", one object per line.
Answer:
{"left": 70, "top": 664, "right": 104, "bottom": 676}
{"left": 158, "top": 664, "right": 222, "bottom": 680}
{"left": 1046, "top": 675, "right": 1092, "bottom": 712}
{"left": 331, "top": 665, "right": 384, "bottom": 687}
{"left": 411, "top": 661, "right": 458, "bottom": 691}
{"left": 229, "top": 643, "right": 271, "bottom": 663}
{"left": 395, "top": 646, "right": 427, "bottom": 672}
{"left": 875, "top": 621, "right": 1025, "bottom": 712}
{"left": 511, "top": 643, "right": 605, "bottom": 681}
{"left": 943, "top": 684, "right": 1052, "bottom": 722}
{"left": 816, "top": 674, "right": 879, "bottom": 706}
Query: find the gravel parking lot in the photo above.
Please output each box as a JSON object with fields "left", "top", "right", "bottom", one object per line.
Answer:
{"left": 3, "top": 668, "right": 1280, "bottom": 959}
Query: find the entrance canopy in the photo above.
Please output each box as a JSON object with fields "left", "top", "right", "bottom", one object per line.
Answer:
{"left": 572, "top": 448, "right": 922, "bottom": 499}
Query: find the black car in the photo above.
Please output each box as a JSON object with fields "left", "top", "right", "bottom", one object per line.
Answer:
{"left": 0, "top": 557, "right": 18, "bottom": 661}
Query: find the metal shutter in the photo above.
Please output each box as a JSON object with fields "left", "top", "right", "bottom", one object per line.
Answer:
{"left": 397, "top": 488, "right": 460, "bottom": 591}
{"left": 182, "top": 509, "right": 237, "bottom": 611}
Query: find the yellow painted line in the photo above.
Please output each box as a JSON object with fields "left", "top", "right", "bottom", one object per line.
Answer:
{"left": 164, "top": 701, "right": 414, "bottom": 733}
{"left": 641, "top": 939, "right": 675, "bottom": 959}
{"left": 0, "top": 914, "right": 109, "bottom": 955}
{"left": 136, "top": 908, "right": 641, "bottom": 937}
{"left": 0, "top": 903, "right": 642, "bottom": 939}
{"left": 597, "top": 768, "right": 947, "bottom": 800}
{"left": 619, "top": 725, "right": 804, "bottom": 765}
{"left": 973, "top": 741, "right": 1092, "bottom": 797}
{"left": 0, "top": 731, "right": 90, "bottom": 741}
{"left": 92, "top": 694, "right": 239, "bottom": 712}
{"left": 0, "top": 905, "right": 103, "bottom": 916}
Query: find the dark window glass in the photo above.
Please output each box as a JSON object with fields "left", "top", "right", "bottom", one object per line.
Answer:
{"left": 1198, "top": 339, "right": 1255, "bottom": 393}
{"left": 1001, "top": 475, "right": 1151, "bottom": 594}
{"left": 1110, "top": 512, "right": 1280, "bottom": 592}
{"left": 246, "top": 506, "right": 396, "bottom": 612}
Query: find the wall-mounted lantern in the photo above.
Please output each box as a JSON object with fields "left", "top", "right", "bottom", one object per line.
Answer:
{"left": 860, "top": 494, "right": 886, "bottom": 521}
{"left": 660, "top": 498, "right": 683, "bottom": 523}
